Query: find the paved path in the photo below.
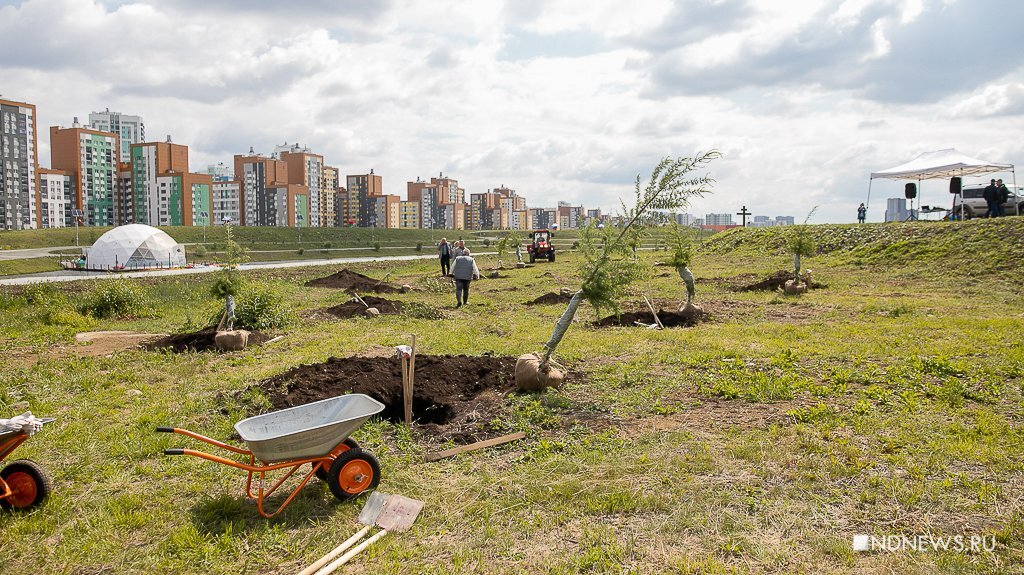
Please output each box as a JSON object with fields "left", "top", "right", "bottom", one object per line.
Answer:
{"left": 0, "top": 246, "right": 78, "bottom": 260}
{"left": 0, "top": 252, "right": 499, "bottom": 286}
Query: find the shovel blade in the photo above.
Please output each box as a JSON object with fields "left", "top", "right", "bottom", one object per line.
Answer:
{"left": 357, "top": 491, "right": 424, "bottom": 532}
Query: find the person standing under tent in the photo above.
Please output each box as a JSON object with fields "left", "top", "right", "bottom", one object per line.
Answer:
{"left": 857, "top": 203, "right": 867, "bottom": 223}
{"left": 996, "top": 179, "right": 1010, "bottom": 217}
{"left": 983, "top": 179, "right": 999, "bottom": 218}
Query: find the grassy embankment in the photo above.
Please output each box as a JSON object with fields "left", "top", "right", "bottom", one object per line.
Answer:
{"left": 1, "top": 219, "right": 1022, "bottom": 574}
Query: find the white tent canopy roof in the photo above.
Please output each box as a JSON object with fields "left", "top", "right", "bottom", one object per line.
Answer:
{"left": 84, "top": 224, "right": 186, "bottom": 269}
{"left": 871, "top": 148, "right": 1014, "bottom": 181}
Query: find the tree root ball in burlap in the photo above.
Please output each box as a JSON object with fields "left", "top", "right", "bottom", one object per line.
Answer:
{"left": 364, "top": 307, "right": 381, "bottom": 317}
{"left": 783, "top": 280, "right": 808, "bottom": 295}
{"left": 678, "top": 302, "right": 704, "bottom": 320}
{"left": 516, "top": 262, "right": 527, "bottom": 269}
{"left": 215, "top": 329, "right": 251, "bottom": 351}
{"left": 515, "top": 353, "right": 565, "bottom": 392}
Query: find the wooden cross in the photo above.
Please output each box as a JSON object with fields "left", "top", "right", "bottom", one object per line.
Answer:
{"left": 736, "top": 205, "right": 752, "bottom": 227}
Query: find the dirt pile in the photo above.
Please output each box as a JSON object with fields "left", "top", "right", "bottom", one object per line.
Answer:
{"left": 525, "top": 292, "right": 574, "bottom": 305}
{"left": 595, "top": 308, "right": 704, "bottom": 328}
{"left": 147, "top": 327, "right": 272, "bottom": 353}
{"left": 260, "top": 355, "right": 522, "bottom": 442}
{"left": 738, "top": 270, "right": 819, "bottom": 292}
{"left": 315, "top": 296, "right": 403, "bottom": 319}
{"left": 305, "top": 269, "right": 404, "bottom": 293}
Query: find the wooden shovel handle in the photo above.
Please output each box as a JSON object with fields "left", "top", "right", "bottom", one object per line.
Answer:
{"left": 297, "top": 525, "right": 371, "bottom": 575}
{"left": 314, "top": 529, "right": 389, "bottom": 575}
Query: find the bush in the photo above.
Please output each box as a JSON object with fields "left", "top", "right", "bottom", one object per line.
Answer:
{"left": 24, "top": 284, "right": 92, "bottom": 327}
{"left": 373, "top": 242, "right": 381, "bottom": 251}
{"left": 297, "top": 248, "right": 305, "bottom": 255}
{"left": 84, "top": 278, "right": 148, "bottom": 319}
{"left": 415, "top": 242, "right": 423, "bottom": 252}
{"left": 483, "top": 238, "right": 491, "bottom": 247}
{"left": 233, "top": 281, "right": 294, "bottom": 331}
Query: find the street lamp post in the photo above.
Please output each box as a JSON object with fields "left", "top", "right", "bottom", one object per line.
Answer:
{"left": 71, "top": 208, "right": 84, "bottom": 246}
{"left": 296, "top": 214, "right": 304, "bottom": 245}
{"left": 199, "top": 211, "right": 209, "bottom": 242}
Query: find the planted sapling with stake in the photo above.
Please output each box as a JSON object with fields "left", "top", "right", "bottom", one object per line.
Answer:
{"left": 210, "top": 223, "right": 250, "bottom": 349}
{"left": 784, "top": 207, "right": 817, "bottom": 295}
{"left": 496, "top": 229, "right": 526, "bottom": 268}
{"left": 515, "top": 152, "right": 720, "bottom": 391}
{"left": 667, "top": 224, "right": 703, "bottom": 319}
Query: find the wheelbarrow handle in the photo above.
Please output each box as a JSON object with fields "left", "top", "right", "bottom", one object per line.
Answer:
{"left": 156, "top": 426, "right": 175, "bottom": 433}
{"left": 164, "top": 448, "right": 185, "bottom": 455}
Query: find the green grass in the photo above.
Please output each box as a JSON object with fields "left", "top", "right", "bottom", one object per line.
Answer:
{"left": 1, "top": 224, "right": 1023, "bottom": 574}
{"left": 0, "top": 256, "right": 63, "bottom": 276}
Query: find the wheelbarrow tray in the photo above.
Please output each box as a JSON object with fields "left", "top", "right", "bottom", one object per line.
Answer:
{"left": 234, "top": 394, "right": 384, "bottom": 463}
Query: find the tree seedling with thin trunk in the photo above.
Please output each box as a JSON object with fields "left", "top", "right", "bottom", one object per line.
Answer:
{"left": 515, "top": 152, "right": 720, "bottom": 391}
{"left": 784, "top": 207, "right": 817, "bottom": 295}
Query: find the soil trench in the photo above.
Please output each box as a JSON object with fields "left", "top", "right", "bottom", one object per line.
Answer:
{"left": 146, "top": 327, "right": 272, "bottom": 353}
{"left": 595, "top": 308, "right": 704, "bottom": 328}
{"left": 525, "top": 292, "right": 574, "bottom": 305}
{"left": 305, "top": 269, "right": 405, "bottom": 293}
{"left": 739, "top": 270, "right": 819, "bottom": 292}
{"left": 314, "top": 296, "right": 403, "bottom": 319}
{"left": 260, "top": 355, "right": 520, "bottom": 443}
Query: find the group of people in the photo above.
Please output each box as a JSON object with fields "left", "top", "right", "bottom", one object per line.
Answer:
{"left": 983, "top": 179, "right": 1011, "bottom": 218}
{"left": 437, "top": 238, "right": 480, "bottom": 307}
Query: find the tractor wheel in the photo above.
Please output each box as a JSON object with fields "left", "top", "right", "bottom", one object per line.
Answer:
{"left": 314, "top": 438, "right": 360, "bottom": 481}
{"left": 326, "top": 449, "right": 380, "bottom": 501}
{"left": 529, "top": 253, "right": 536, "bottom": 264}
{"left": 0, "top": 460, "right": 52, "bottom": 510}
{"left": 548, "top": 252, "right": 555, "bottom": 262}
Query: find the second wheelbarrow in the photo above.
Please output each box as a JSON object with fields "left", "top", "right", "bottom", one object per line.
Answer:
{"left": 158, "top": 394, "right": 385, "bottom": 518}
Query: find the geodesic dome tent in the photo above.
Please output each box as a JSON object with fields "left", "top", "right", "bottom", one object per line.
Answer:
{"left": 83, "top": 224, "right": 186, "bottom": 270}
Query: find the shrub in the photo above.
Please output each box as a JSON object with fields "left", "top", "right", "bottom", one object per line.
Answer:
{"left": 233, "top": 281, "right": 294, "bottom": 331}
{"left": 415, "top": 242, "right": 423, "bottom": 252}
{"left": 84, "top": 278, "right": 148, "bottom": 319}
{"left": 483, "top": 238, "right": 491, "bottom": 247}
{"left": 373, "top": 242, "right": 381, "bottom": 251}
{"left": 297, "top": 248, "right": 305, "bottom": 255}
{"left": 25, "top": 284, "right": 92, "bottom": 327}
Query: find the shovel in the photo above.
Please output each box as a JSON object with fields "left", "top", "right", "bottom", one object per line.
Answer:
{"left": 298, "top": 492, "right": 424, "bottom": 575}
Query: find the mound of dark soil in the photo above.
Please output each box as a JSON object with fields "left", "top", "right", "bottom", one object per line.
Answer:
{"left": 316, "top": 296, "right": 402, "bottom": 319}
{"left": 739, "top": 270, "right": 820, "bottom": 292}
{"left": 525, "top": 292, "right": 574, "bottom": 305}
{"left": 595, "top": 308, "right": 703, "bottom": 328}
{"left": 147, "top": 327, "right": 273, "bottom": 353}
{"left": 260, "top": 355, "right": 522, "bottom": 443}
{"left": 305, "top": 269, "right": 404, "bottom": 293}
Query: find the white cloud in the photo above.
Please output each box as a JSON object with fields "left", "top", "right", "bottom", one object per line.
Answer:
{"left": 1, "top": 0, "right": 1021, "bottom": 225}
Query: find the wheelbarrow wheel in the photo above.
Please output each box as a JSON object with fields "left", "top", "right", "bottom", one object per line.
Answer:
{"left": 0, "top": 459, "right": 52, "bottom": 510}
{"left": 326, "top": 449, "right": 380, "bottom": 501}
{"left": 314, "top": 438, "right": 360, "bottom": 481}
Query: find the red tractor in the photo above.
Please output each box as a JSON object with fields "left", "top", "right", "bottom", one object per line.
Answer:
{"left": 527, "top": 229, "right": 556, "bottom": 263}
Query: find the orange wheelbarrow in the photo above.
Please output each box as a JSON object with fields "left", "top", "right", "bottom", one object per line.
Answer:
{"left": 159, "top": 394, "right": 385, "bottom": 518}
{"left": 0, "top": 416, "right": 55, "bottom": 511}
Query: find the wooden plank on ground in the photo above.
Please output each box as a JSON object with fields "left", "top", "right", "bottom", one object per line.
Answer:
{"left": 423, "top": 432, "right": 527, "bottom": 462}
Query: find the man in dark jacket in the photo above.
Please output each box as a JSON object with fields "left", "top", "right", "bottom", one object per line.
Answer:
{"left": 983, "top": 179, "right": 998, "bottom": 218}
{"left": 437, "top": 238, "right": 452, "bottom": 275}
{"left": 451, "top": 248, "right": 481, "bottom": 307}
{"left": 996, "top": 179, "right": 1010, "bottom": 217}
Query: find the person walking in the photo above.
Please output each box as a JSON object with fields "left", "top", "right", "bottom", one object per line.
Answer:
{"left": 452, "top": 239, "right": 468, "bottom": 258}
{"left": 437, "top": 237, "right": 452, "bottom": 276}
{"left": 451, "top": 248, "right": 480, "bottom": 307}
{"left": 857, "top": 203, "right": 867, "bottom": 224}
{"left": 996, "top": 179, "right": 1010, "bottom": 217}
{"left": 983, "top": 179, "right": 999, "bottom": 218}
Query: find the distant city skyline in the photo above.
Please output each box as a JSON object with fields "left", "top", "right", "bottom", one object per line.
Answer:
{"left": 2, "top": 0, "right": 1021, "bottom": 224}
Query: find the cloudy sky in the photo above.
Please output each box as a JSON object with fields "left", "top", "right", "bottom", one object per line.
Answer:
{"left": 3, "top": 0, "right": 1022, "bottom": 223}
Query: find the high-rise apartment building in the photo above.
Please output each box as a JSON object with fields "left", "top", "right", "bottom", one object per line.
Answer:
{"left": 37, "top": 168, "right": 73, "bottom": 229}
{"left": 212, "top": 180, "right": 241, "bottom": 225}
{"left": 399, "top": 200, "right": 420, "bottom": 228}
{"left": 322, "top": 165, "right": 340, "bottom": 227}
{"left": 254, "top": 184, "right": 309, "bottom": 227}
{"left": 280, "top": 144, "right": 324, "bottom": 227}
{"left": 206, "top": 162, "right": 233, "bottom": 182}
{"left": 89, "top": 109, "right": 144, "bottom": 164}
{"left": 50, "top": 120, "right": 119, "bottom": 227}
{"left": 130, "top": 140, "right": 188, "bottom": 225}
{"left": 235, "top": 149, "right": 288, "bottom": 226}
{"left": 704, "top": 213, "right": 734, "bottom": 226}
{"left": 346, "top": 171, "right": 383, "bottom": 227}
{"left": 0, "top": 98, "right": 38, "bottom": 230}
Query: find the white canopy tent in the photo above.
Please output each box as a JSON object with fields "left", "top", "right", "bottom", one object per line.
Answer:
{"left": 867, "top": 149, "right": 1016, "bottom": 219}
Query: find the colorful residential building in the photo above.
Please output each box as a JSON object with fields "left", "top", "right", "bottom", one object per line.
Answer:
{"left": 235, "top": 149, "right": 288, "bottom": 226}
{"left": 346, "top": 171, "right": 383, "bottom": 227}
{"left": 37, "top": 168, "right": 74, "bottom": 229}
{"left": 212, "top": 180, "right": 241, "bottom": 225}
{"left": 322, "top": 165, "right": 340, "bottom": 226}
{"left": 130, "top": 140, "right": 188, "bottom": 226}
{"left": 0, "top": 98, "right": 38, "bottom": 230}
{"left": 280, "top": 144, "right": 324, "bottom": 227}
{"left": 399, "top": 200, "right": 420, "bottom": 229}
{"left": 50, "top": 121, "right": 119, "bottom": 227}
{"left": 152, "top": 171, "right": 212, "bottom": 226}
{"left": 88, "top": 109, "right": 144, "bottom": 163}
